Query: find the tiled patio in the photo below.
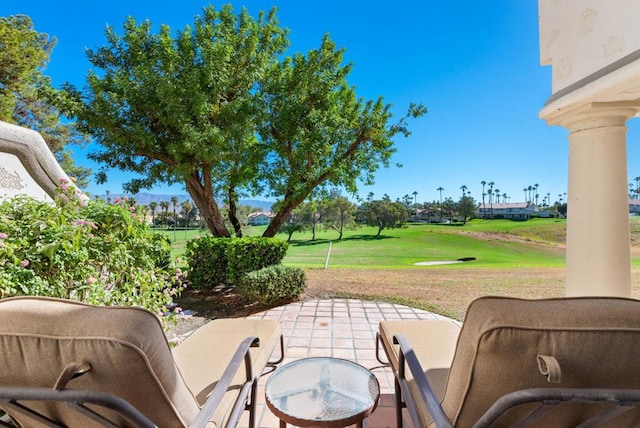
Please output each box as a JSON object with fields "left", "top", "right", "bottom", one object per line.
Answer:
{"left": 237, "top": 298, "right": 456, "bottom": 428}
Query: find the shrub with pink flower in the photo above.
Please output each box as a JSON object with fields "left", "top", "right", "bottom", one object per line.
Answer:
{"left": 0, "top": 186, "right": 183, "bottom": 323}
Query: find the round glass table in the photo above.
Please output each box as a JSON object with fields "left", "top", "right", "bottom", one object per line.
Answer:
{"left": 265, "top": 357, "right": 380, "bottom": 428}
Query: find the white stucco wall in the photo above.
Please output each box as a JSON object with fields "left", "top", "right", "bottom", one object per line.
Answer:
{"left": 0, "top": 152, "right": 52, "bottom": 202}
{"left": 0, "top": 121, "right": 85, "bottom": 202}
{"left": 539, "top": 0, "right": 640, "bottom": 94}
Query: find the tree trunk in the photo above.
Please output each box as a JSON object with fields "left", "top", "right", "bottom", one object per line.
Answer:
{"left": 227, "top": 187, "right": 243, "bottom": 238}
{"left": 263, "top": 197, "right": 304, "bottom": 237}
{"left": 264, "top": 210, "right": 287, "bottom": 237}
{"left": 185, "top": 174, "right": 230, "bottom": 238}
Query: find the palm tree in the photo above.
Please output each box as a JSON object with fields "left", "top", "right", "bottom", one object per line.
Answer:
{"left": 436, "top": 187, "right": 444, "bottom": 222}
{"left": 181, "top": 201, "right": 193, "bottom": 239}
{"left": 488, "top": 182, "right": 495, "bottom": 219}
{"left": 635, "top": 177, "right": 640, "bottom": 198}
{"left": 171, "top": 196, "right": 179, "bottom": 241}
{"left": 502, "top": 193, "right": 508, "bottom": 204}
{"left": 412, "top": 190, "right": 418, "bottom": 220}
{"left": 480, "top": 180, "right": 486, "bottom": 207}
{"left": 160, "top": 201, "right": 170, "bottom": 229}
{"left": 460, "top": 185, "right": 467, "bottom": 198}
{"left": 534, "top": 183, "right": 539, "bottom": 205}
{"left": 148, "top": 202, "right": 157, "bottom": 229}
{"left": 495, "top": 189, "right": 501, "bottom": 204}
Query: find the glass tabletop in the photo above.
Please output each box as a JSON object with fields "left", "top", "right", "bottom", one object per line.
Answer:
{"left": 265, "top": 357, "right": 380, "bottom": 425}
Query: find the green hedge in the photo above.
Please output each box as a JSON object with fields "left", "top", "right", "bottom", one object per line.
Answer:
{"left": 236, "top": 265, "right": 306, "bottom": 303}
{"left": 185, "top": 236, "right": 288, "bottom": 290}
{"left": 185, "top": 237, "right": 229, "bottom": 287}
{"left": 226, "top": 237, "right": 289, "bottom": 283}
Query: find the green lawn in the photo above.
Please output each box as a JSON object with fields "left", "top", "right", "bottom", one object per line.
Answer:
{"left": 153, "top": 227, "right": 212, "bottom": 257}
{"left": 163, "top": 218, "right": 640, "bottom": 319}
{"left": 164, "top": 218, "right": 640, "bottom": 269}
{"left": 279, "top": 222, "right": 566, "bottom": 268}
{"left": 165, "top": 219, "right": 568, "bottom": 269}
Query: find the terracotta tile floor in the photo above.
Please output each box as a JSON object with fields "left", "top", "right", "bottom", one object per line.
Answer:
{"left": 236, "top": 298, "right": 454, "bottom": 428}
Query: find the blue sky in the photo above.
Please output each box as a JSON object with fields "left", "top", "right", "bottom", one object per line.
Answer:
{"left": 4, "top": 1, "right": 640, "bottom": 204}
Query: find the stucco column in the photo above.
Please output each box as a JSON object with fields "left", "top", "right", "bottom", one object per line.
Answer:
{"left": 560, "top": 104, "right": 638, "bottom": 297}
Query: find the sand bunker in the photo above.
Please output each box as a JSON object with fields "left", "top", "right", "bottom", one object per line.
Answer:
{"left": 414, "top": 260, "right": 463, "bottom": 266}
{"left": 414, "top": 257, "right": 476, "bottom": 266}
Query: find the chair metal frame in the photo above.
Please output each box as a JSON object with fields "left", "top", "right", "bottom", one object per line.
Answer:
{"left": 0, "top": 337, "right": 261, "bottom": 428}
{"left": 391, "top": 334, "right": 640, "bottom": 428}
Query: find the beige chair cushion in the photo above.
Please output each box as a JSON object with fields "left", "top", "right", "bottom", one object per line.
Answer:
{"left": 172, "top": 318, "right": 281, "bottom": 425}
{"left": 0, "top": 297, "right": 282, "bottom": 428}
{"left": 442, "top": 296, "right": 640, "bottom": 427}
{"left": 0, "top": 296, "right": 198, "bottom": 427}
{"left": 379, "top": 320, "right": 461, "bottom": 425}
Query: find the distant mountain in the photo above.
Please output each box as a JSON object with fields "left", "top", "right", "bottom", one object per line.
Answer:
{"left": 95, "top": 193, "right": 273, "bottom": 211}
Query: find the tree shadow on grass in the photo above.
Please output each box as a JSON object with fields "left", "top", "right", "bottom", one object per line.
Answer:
{"left": 289, "top": 234, "right": 397, "bottom": 247}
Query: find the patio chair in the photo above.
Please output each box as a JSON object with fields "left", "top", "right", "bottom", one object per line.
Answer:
{"left": 0, "top": 296, "right": 284, "bottom": 427}
{"left": 377, "top": 296, "right": 640, "bottom": 427}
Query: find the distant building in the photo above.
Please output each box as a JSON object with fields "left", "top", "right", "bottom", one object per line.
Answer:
{"left": 248, "top": 211, "right": 275, "bottom": 226}
{"left": 630, "top": 199, "right": 640, "bottom": 215}
{"left": 476, "top": 202, "right": 539, "bottom": 220}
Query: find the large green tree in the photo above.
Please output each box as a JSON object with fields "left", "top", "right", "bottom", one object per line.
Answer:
{"left": 324, "top": 195, "right": 357, "bottom": 240}
{"left": 280, "top": 206, "right": 305, "bottom": 242}
{"left": 363, "top": 199, "right": 407, "bottom": 237}
{"left": 0, "top": 15, "right": 90, "bottom": 187}
{"left": 457, "top": 195, "right": 477, "bottom": 225}
{"left": 257, "top": 34, "right": 425, "bottom": 236}
{"left": 67, "top": 5, "right": 425, "bottom": 237}
{"left": 298, "top": 200, "right": 324, "bottom": 241}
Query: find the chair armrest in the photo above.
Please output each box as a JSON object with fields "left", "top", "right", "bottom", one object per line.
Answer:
{"left": 474, "top": 387, "right": 640, "bottom": 428}
{"left": 393, "top": 334, "right": 452, "bottom": 428}
{"left": 0, "top": 387, "right": 157, "bottom": 427}
{"left": 190, "top": 336, "right": 260, "bottom": 428}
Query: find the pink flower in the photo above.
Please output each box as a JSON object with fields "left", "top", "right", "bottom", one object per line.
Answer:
{"left": 20, "top": 259, "right": 29, "bottom": 267}
{"left": 86, "top": 277, "right": 97, "bottom": 284}
{"left": 71, "top": 219, "right": 98, "bottom": 230}
{"left": 0, "top": 233, "right": 7, "bottom": 239}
